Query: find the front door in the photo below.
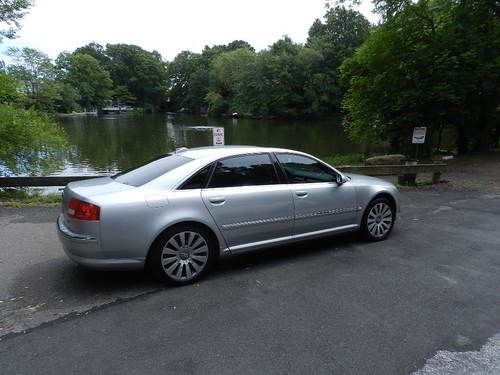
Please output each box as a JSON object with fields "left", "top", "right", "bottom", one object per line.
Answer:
{"left": 275, "top": 153, "right": 358, "bottom": 235}
{"left": 202, "top": 153, "right": 294, "bottom": 251}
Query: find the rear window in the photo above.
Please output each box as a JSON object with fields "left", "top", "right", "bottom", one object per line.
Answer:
{"left": 113, "top": 154, "right": 192, "bottom": 187}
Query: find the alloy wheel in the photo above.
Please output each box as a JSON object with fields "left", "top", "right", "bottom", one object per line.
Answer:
{"left": 161, "top": 231, "right": 209, "bottom": 282}
{"left": 366, "top": 202, "right": 393, "bottom": 238}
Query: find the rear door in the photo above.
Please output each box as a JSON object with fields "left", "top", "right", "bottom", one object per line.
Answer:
{"left": 202, "top": 153, "right": 294, "bottom": 251}
{"left": 275, "top": 153, "right": 358, "bottom": 235}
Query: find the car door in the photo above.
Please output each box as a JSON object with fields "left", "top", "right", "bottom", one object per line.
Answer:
{"left": 275, "top": 153, "right": 358, "bottom": 236}
{"left": 202, "top": 153, "right": 294, "bottom": 252}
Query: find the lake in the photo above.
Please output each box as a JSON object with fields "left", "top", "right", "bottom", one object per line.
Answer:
{"left": 56, "top": 113, "right": 374, "bottom": 175}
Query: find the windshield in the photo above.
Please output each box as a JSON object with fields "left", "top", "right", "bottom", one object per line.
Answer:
{"left": 113, "top": 154, "right": 192, "bottom": 187}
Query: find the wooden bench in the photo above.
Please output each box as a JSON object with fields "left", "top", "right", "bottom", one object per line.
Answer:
{"left": 338, "top": 163, "right": 446, "bottom": 185}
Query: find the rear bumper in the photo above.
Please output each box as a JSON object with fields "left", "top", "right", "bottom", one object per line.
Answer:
{"left": 57, "top": 214, "right": 145, "bottom": 270}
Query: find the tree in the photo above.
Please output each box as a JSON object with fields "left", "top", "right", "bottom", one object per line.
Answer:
{"left": 105, "top": 44, "right": 167, "bottom": 110}
{"left": 62, "top": 53, "right": 113, "bottom": 109}
{"left": 0, "top": 103, "right": 67, "bottom": 175}
{"left": 74, "top": 42, "right": 109, "bottom": 68}
{"left": 6, "top": 47, "right": 58, "bottom": 110}
{"left": 166, "top": 41, "right": 255, "bottom": 113}
{"left": 341, "top": 0, "right": 500, "bottom": 154}
{"left": 166, "top": 51, "right": 208, "bottom": 112}
{"left": 0, "top": 70, "right": 23, "bottom": 104}
{"left": 112, "top": 85, "right": 136, "bottom": 105}
{"left": 307, "top": 6, "right": 371, "bottom": 111}
{"left": 0, "top": 72, "right": 67, "bottom": 175}
{"left": 0, "top": 0, "right": 31, "bottom": 40}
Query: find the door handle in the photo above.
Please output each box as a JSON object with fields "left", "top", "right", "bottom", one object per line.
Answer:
{"left": 295, "top": 191, "right": 308, "bottom": 198}
{"left": 209, "top": 197, "right": 226, "bottom": 205}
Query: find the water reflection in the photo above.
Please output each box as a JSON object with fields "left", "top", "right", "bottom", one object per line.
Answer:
{"left": 57, "top": 114, "right": 371, "bottom": 175}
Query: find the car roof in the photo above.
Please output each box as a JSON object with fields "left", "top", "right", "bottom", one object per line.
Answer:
{"left": 177, "top": 146, "right": 295, "bottom": 161}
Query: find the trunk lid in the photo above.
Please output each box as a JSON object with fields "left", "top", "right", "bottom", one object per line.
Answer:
{"left": 61, "top": 177, "right": 134, "bottom": 237}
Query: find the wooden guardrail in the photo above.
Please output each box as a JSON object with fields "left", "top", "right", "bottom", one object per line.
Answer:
{"left": 0, "top": 163, "right": 446, "bottom": 187}
{"left": 0, "top": 176, "right": 103, "bottom": 187}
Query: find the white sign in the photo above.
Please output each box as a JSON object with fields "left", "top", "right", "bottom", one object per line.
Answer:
{"left": 412, "top": 127, "right": 427, "bottom": 144}
{"left": 213, "top": 127, "right": 225, "bottom": 146}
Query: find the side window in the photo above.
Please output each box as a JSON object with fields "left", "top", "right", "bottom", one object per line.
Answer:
{"left": 276, "top": 153, "right": 336, "bottom": 183}
{"left": 208, "top": 154, "right": 279, "bottom": 188}
{"left": 180, "top": 164, "right": 212, "bottom": 190}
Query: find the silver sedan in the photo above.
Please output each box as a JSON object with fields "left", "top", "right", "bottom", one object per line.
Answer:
{"left": 57, "top": 146, "right": 400, "bottom": 285}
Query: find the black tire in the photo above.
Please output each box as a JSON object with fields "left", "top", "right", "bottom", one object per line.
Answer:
{"left": 149, "top": 224, "right": 217, "bottom": 285}
{"left": 361, "top": 197, "right": 395, "bottom": 241}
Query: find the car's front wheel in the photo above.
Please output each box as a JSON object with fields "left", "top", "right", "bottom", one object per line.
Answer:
{"left": 149, "top": 224, "right": 216, "bottom": 285}
{"left": 361, "top": 197, "right": 395, "bottom": 241}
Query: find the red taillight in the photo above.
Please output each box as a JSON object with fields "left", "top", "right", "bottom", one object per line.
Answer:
{"left": 68, "top": 198, "right": 100, "bottom": 221}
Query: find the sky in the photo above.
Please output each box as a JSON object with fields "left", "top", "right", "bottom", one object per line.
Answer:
{"left": 1, "top": 0, "right": 378, "bottom": 62}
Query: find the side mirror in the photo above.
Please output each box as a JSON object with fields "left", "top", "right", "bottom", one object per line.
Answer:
{"left": 336, "top": 173, "right": 348, "bottom": 185}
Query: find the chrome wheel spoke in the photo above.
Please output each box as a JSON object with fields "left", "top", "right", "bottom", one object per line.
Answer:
{"left": 162, "top": 256, "right": 177, "bottom": 266}
{"left": 185, "top": 263, "right": 193, "bottom": 279}
{"left": 192, "top": 254, "right": 207, "bottom": 262}
{"left": 167, "top": 239, "right": 181, "bottom": 251}
{"left": 162, "top": 247, "right": 178, "bottom": 256}
{"left": 190, "top": 236, "right": 204, "bottom": 250}
{"left": 176, "top": 263, "right": 184, "bottom": 279}
{"left": 190, "top": 260, "right": 202, "bottom": 273}
{"left": 166, "top": 260, "right": 179, "bottom": 274}
{"left": 192, "top": 245, "right": 208, "bottom": 255}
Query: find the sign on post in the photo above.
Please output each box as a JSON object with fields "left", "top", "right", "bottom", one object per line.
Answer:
{"left": 213, "top": 127, "right": 225, "bottom": 146}
{"left": 412, "top": 127, "right": 427, "bottom": 144}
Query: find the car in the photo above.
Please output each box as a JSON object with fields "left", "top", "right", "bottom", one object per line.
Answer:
{"left": 57, "top": 146, "right": 400, "bottom": 285}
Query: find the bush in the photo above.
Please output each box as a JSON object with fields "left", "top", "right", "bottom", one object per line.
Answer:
{"left": 323, "top": 153, "right": 364, "bottom": 166}
{"left": 0, "top": 103, "right": 68, "bottom": 175}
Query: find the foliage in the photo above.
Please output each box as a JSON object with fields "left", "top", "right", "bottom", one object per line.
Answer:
{"left": 105, "top": 44, "right": 167, "bottom": 110}
{"left": 0, "top": 0, "right": 31, "bottom": 40}
{"left": 6, "top": 47, "right": 59, "bottom": 110}
{"left": 0, "top": 70, "right": 23, "bottom": 104}
{"left": 341, "top": 0, "right": 500, "bottom": 154}
{"left": 323, "top": 153, "right": 364, "bottom": 166}
{"left": 61, "top": 52, "right": 113, "bottom": 109}
{"left": 0, "top": 103, "right": 67, "bottom": 175}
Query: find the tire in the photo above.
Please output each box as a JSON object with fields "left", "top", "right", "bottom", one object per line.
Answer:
{"left": 361, "top": 197, "right": 395, "bottom": 241}
{"left": 149, "top": 224, "right": 217, "bottom": 285}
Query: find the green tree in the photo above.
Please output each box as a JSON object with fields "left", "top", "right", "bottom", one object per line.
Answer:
{"left": 0, "top": 70, "right": 23, "bottom": 104}
{"left": 105, "top": 44, "right": 167, "bottom": 110}
{"left": 6, "top": 47, "right": 57, "bottom": 110}
{"left": 166, "top": 51, "right": 208, "bottom": 113}
{"left": 307, "top": 6, "right": 371, "bottom": 111}
{"left": 0, "top": 103, "right": 67, "bottom": 175}
{"left": 61, "top": 53, "right": 113, "bottom": 109}
{"left": 74, "top": 42, "right": 110, "bottom": 68}
{"left": 341, "top": 0, "right": 500, "bottom": 154}
{"left": 0, "top": 0, "right": 31, "bottom": 40}
{"left": 112, "top": 85, "right": 136, "bottom": 105}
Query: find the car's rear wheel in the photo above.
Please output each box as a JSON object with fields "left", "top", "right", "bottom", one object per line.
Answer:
{"left": 149, "top": 224, "right": 216, "bottom": 285}
{"left": 361, "top": 198, "right": 395, "bottom": 241}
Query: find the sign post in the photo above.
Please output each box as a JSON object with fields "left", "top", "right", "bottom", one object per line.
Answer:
{"left": 213, "top": 127, "right": 225, "bottom": 146}
{"left": 412, "top": 126, "right": 426, "bottom": 161}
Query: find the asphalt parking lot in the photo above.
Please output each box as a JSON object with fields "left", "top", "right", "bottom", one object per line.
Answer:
{"left": 1, "top": 188, "right": 500, "bottom": 374}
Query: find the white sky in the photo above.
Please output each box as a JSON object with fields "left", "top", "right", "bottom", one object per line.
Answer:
{"left": 1, "top": 0, "right": 378, "bottom": 62}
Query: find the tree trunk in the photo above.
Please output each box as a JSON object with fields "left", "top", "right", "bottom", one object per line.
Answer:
{"left": 456, "top": 123, "right": 468, "bottom": 154}
{"left": 435, "top": 123, "right": 445, "bottom": 153}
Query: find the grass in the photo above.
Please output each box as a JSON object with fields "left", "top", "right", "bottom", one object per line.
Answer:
{"left": 322, "top": 153, "right": 364, "bottom": 166}
{"left": 0, "top": 189, "right": 62, "bottom": 207}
